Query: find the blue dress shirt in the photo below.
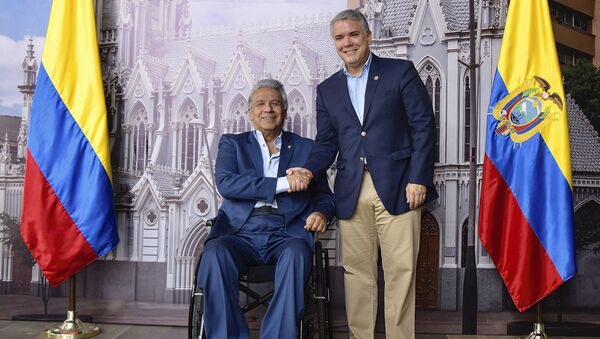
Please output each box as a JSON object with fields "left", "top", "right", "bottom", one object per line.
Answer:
{"left": 343, "top": 53, "right": 372, "bottom": 125}
{"left": 252, "top": 129, "right": 290, "bottom": 208}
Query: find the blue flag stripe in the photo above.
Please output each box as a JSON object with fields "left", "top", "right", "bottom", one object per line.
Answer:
{"left": 486, "top": 71, "right": 576, "bottom": 280}
{"left": 28, "top": 64, "right": 118, "bottom": 256}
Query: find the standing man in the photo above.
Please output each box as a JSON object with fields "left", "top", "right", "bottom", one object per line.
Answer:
{"left": 289, "top": 9, "right": 438, "bottom": 338}
{"left": 198, "top": 79, "right": 335, "bottom": 338}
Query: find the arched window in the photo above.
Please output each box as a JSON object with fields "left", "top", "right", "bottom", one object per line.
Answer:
{"left": 231, "top": 119, "right": 238, "bottom": 134}
{"left": 231, "top": 96, "right": 251, "bottom": 133}
{"left": 294, "top": 114, "right": 305, "bottom": 135}
{"left": 286, "top": 92, "right": 308, "bottom": 137}
{"left": 179, "top": 100, "right": 199, "bottom": 172}
{"left": 464, "top": 76, "right": 471, "bottom": 162}
{"left": 237, "top": 115, "right": 250, "bottom": 133}
{"left": 575, "top": 200, "right": 600, "bottom": 253}
{"left": 131, "top": 106, "right": 150, "bottom": 172}
{"left": 419, "top": 62, "right": 441, "bottom": 162}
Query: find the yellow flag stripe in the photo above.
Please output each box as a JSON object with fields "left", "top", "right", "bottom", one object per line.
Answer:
{"left": 497, "top": 0, "right": 572, "bottom": 186}
{"left": 41, "top": 0, "right": 112, "bottom": 180}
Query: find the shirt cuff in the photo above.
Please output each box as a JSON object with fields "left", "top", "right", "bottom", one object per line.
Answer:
{"left": 276, "top": 177, "right": 290, "bottom": 194}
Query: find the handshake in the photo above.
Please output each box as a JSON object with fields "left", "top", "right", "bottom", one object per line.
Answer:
{"left": 285, "top": 167, "right": 314, "bottom": 193}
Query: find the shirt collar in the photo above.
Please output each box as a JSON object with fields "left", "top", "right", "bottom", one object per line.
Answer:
{"left": 342, "top": 52, "right": 372, "bottom": 78}
{"left": 252, "top": 129, "right": 282, "bottom": 149}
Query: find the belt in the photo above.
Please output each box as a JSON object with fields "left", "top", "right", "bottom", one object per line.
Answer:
{"left": 251, "top": 206, "right": 280, "bottom": 215}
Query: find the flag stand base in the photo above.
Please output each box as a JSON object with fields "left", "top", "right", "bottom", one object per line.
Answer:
{"left": 46, "top": 310, "right": 101, "bottom": 338}
{"left": 526, "top": 322, "right": 549, "bottom": 339}
{"left": 526, "top": 303, "right": 550, "bottom": 339}
{"left": 45, "top": 275, "right": 101, "bottom": 338}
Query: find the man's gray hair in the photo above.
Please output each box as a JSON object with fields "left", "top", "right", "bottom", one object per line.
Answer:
{"left": 248, "top": 79, "right": 288, "bottom": 110}
{"left": 330, "top": 9, "right": 371, "bottom": 34}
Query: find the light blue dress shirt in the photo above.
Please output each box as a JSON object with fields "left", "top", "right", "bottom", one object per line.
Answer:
{"left": 252, "top": 129, "right": 290, "bottom": 208}
{"left": 343, "top": 53, "right": 372, "bottom": 125}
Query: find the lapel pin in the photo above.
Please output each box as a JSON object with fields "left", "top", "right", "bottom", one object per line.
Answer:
{"left": 374, "top": 75, "right": 379, "bottom": 81}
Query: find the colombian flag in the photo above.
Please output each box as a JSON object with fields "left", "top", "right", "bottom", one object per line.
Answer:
{"left": 21, "top": 0, "right": 119, "bottom": 286}
{"left": 479, "top": 0, "right": 576, "bottom": 312}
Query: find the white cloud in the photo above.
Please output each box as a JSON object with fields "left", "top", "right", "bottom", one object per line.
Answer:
{"left": 0, "top": 34, "right": 45, "bottom": 117}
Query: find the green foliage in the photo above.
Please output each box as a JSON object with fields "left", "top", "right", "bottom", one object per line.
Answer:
{"left": 574, "top": 201, "right": 600, "bottom": 255}
{"left": 0, "top": 213, "right": 34, "bottom": 266}
{"left": 562, "top": 60, "right": 600, "bottom": 134}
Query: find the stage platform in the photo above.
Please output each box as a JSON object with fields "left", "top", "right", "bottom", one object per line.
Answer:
{"left": 0, "top": 295, "right": 598, "bottom": 338}
{"left": 0, "top": 320, "right": 596, "bottom": 339}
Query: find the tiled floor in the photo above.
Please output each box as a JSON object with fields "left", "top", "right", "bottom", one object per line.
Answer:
{"left": 0, "top": 295, "right": 598, "bottom": 338}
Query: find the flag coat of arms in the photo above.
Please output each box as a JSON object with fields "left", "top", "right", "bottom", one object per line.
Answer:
{"left": 478, "top": 0, "right": 576, "bottom": 312}
{"left": 21, "top": 0, "right": 119, "bottom": 286}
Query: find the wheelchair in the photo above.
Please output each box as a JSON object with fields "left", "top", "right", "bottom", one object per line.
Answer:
{"left": 188, "top": 218, "right": 332, "bottom": 339}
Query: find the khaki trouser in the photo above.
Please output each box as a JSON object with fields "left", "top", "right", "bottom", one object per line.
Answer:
{"left": 339, "top": 171, "right": 421, "bottom": 339}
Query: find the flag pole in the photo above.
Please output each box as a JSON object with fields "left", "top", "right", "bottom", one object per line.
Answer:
{"left": 46, "top": 275, "right": 101, "bottom": 338}
{"left": 526, "top": 303, "right": 549, "bottom": 339}
{"left": 462, "top": 0, "right": 479, "bottom": 333}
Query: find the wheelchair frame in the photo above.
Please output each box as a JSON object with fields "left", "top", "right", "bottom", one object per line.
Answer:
{"left": 187, "top": 222, "right": 332, "bottom": 339}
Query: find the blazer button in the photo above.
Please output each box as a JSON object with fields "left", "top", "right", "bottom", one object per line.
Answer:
{"left": 361, "top": 131, "right": 367, "bottom": 137}
{"left": 359, "top": 157, "right": 364, "bottom": 162}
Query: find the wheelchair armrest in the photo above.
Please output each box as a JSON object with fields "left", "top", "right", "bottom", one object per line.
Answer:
{"left": 327, "top": 216, "right": 337, "bottom": 228}
{"left": 313, "top": 216, "right": 336, "bottom": 242}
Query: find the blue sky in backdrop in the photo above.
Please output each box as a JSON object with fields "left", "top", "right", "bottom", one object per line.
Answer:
{"left": 0, "top": 0, "right": 51, "bottom": 116}
{"left": 0, "top": 0, "right": 345, "bottom": 117}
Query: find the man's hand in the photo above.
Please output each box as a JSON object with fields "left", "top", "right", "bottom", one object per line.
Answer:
{"left": 406, "top": 183, "right": 427, "bottom": 210}
{"left": 286, "top": 171, "right": 309, "bottom": 192}
{"left": 286, "top": 167, "right": 313, "bottom": 192}
{"left": 304, "top": 212, "right": 328, "bottom": 233}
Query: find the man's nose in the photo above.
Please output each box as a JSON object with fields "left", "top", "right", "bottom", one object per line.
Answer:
{"left": 343, "top": 36, "right": 353, "bottom": 46}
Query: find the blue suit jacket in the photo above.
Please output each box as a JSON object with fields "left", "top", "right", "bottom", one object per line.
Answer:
{"left": 305, "top": 54, "right": 438, "bottom": 219}
{"left": 208, "top": 131, "right": 335, "bottom": 248}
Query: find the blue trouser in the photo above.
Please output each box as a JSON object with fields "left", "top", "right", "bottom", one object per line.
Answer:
{"left": 197, "top": 213, "right": 312, "bottom": 339}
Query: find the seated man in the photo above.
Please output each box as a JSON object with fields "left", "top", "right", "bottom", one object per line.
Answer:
{"left": 197, "top": 79, "right": 335, "bottom": 339}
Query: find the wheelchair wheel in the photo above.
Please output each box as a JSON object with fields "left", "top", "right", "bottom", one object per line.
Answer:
{"left": 299, "top": 318, "right": 313, "bottom": 339}
{"left": 313, "top": 241, "right": 331, "bottom": 339}
{"left": 189, "top": 253, "right": 206, "bottom": 339}
{"left": 188, "top": 286, "right": 205, "bottom": 339}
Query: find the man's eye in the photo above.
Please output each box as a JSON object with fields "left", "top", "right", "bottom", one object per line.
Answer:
{"left": 256, "top": 102, "right": 265, "bottom": 107}
{"left": 271, "top": 101, "right": 281, "bottom": 107}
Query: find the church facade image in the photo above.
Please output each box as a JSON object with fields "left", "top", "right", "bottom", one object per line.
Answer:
{"left": 1, "top": 0, "right": 599, "bottom": 312}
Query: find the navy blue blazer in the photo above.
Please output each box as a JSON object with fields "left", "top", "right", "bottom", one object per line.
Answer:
{"left": 305, "top": 54, "right": 438, "bottom": 219}
{"left": 208, "top": 131, "right": 335, "bottom": 248}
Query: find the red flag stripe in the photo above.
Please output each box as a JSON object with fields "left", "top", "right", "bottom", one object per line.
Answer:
{"left": 20, "top": 150, "right": 98, "bottom": 286}
{"left": 479, "top": 155, "right": 563, "bottom": 311}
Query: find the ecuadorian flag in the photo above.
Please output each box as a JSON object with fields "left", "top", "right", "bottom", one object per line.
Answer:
{"left": 21, "top": 0, "right": 119, "bottom": 286}
{"left": 479, "top": 0, "right": 576, "bottom": 312}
